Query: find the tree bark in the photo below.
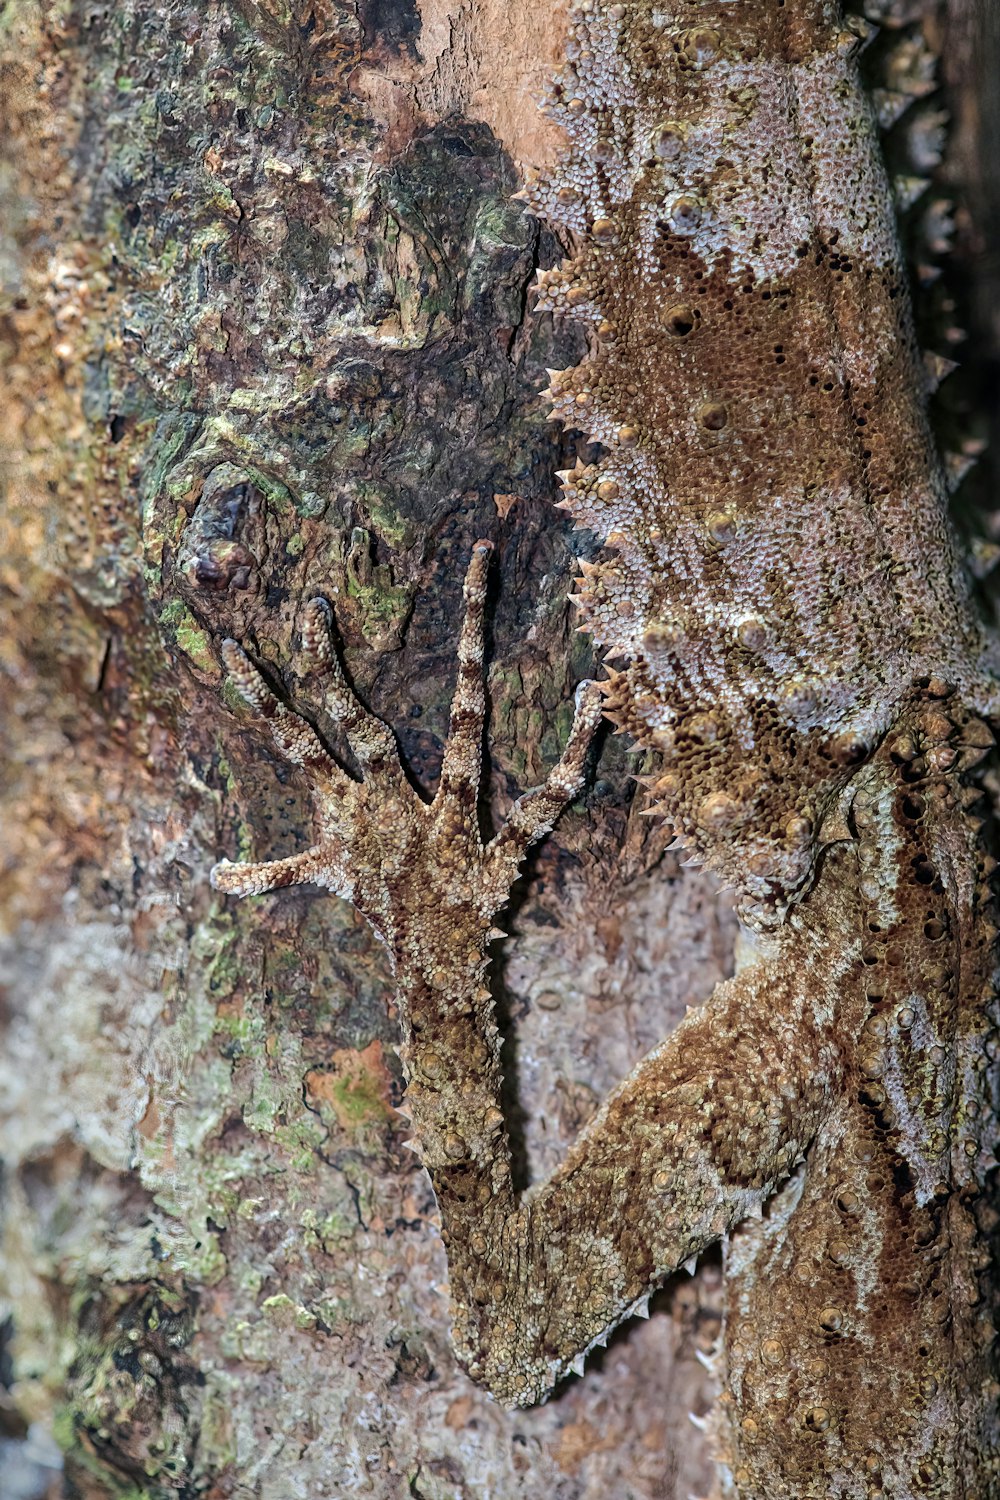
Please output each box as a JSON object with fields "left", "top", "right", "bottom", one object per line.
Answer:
{"left": 0, "top": 2, "right": 994, "bottom": 1498}
{"left": 0, "top": 3, "right": 738, "bottom": 1496}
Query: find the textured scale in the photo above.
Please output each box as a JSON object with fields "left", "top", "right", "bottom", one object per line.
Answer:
{"left": 209, "top": 2, "right": 1000, "bottom": 1497}
{"left": 532, "top": 0, "right": 999, "bottom": 920}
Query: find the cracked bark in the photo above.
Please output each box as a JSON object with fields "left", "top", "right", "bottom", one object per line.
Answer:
{"left": 0, "top": 2, "right": 994, "bottom": 1497}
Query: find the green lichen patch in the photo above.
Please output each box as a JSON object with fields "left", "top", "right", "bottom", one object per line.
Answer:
{"left": 356, "top": 482, "right": 416, "bottom": 551}
{"left": 260, "top": 1292, "right": 318, "bottom": 1332}
{"left": 342, "top": 526, "right": 414, "bottom": 650}
{"left": 158, "top": 599, "right": 218, "bottom": 679}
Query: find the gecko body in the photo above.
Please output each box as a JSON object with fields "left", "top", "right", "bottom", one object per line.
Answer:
{"left": 210, "top": 2, "right": 1000, "bottom": 1495}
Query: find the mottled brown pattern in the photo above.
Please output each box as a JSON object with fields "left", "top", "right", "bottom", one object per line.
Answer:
{"left": 720, "top": 705, "right": 998, "bottom": 1498}
{"left": 211, "top": 2, "right": 1000, "bottom": 1497}
{"left": 533, "top": 0, "right": 1000, "bottom": 920}
{"left": 211, "top": 583, "right": 1000, "bottom": 1496}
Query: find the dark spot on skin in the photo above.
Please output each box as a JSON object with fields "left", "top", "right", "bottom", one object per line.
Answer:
{"left": 664, "top": 306, "right": 695, "bottom": 337}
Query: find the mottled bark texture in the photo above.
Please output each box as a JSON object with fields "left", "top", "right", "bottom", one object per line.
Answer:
{"left": 0, "top": 3, "right": 736, "bottom": 1496}
{"left": 0, "top": 1, "right": 996, "bottom": 1498}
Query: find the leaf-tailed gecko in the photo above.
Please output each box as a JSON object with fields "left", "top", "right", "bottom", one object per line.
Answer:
{"left": 210, "top": 3, "right": 1000, "bottom": 1494}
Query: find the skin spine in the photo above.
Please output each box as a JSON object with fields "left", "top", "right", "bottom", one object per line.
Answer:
{"left": 210, "top": 2, "right": 1000, "bottom": 1496}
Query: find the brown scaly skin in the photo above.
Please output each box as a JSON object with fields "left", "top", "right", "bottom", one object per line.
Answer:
{"left": 212, "top": 548, "right": 1000, "bottom": 1495}
{"left": 720, "top": 710, "right": 1000, "bottom": 1499}
{"left": 525, "top": 0, "right": 1000, "bottom": 1488}
{"left": 212, "top": 0, "right": 1000, "bottom": 1495}
{"left": 211, "top": 544, "right": 860, "bottom": 1401}
{"left": 531, "top": 0, "right": 1000, "bottom": 920}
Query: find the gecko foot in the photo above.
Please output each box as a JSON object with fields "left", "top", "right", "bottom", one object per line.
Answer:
{"left": 211, "top": 542, "right": 604, "bottom": 955}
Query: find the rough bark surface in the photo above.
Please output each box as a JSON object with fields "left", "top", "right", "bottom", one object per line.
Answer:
{"left": 0, "top": 3, "right": 736, "bottom": 1497}
{"left": 0, "top": 2, "right": 995, "bottom": 1499}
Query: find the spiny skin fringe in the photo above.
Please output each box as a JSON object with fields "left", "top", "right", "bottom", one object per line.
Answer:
{"left": 529, "top": 0, "right": 999, "bottom": 938}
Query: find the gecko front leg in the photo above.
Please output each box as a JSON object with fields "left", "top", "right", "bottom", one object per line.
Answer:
{"left": 212, "top": 545, "right": 863, "bottom": 1407}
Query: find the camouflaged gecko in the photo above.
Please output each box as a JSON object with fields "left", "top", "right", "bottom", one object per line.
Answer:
{"left": 210, "top": 1, "right": 1000, "bottom": 1496}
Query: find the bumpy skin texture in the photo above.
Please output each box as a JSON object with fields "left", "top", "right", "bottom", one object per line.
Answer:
{"left": 211, "top": 1, "right": 1000, "bottom": 1497}
{"left": 212, "top": 566, "right": 1000, "bottom": 1497}
{"left": 532, "top": 0, "right": 1000, "bottom": 921}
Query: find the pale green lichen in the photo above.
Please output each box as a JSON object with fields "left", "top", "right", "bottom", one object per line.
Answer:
{"left": 344, "top": 526, "right": 413, "bottom": 649}
{"left": 357, "top": 482, "right": 416, "bottom": 551}
{"left": 159, "top": 599, "right": 217, "bottom": 676}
